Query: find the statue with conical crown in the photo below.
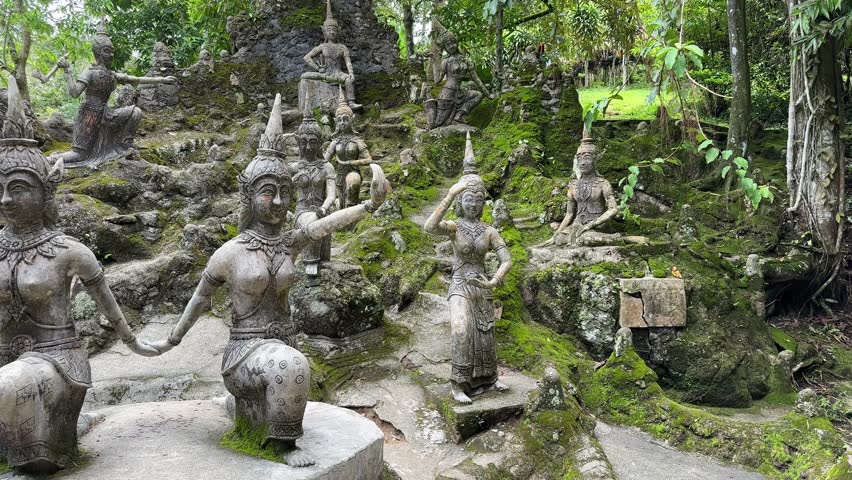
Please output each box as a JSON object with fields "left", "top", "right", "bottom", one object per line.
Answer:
{"left": 148, "top": 94, "right": 390, "bottom": 466}
{"left": 299, "top": 0, "right": 361, "bottom": 113}
{"left": 324, "top": 88, "right": 373, "bottom": 209}
{"left": 0, "top": 74, "right": 159, "bottom": 473}
{"left": 55, "top": 19, "right": 178, "bottom": 167}
{"left": 423, "top": 133, "right": 513, "bottom": 404}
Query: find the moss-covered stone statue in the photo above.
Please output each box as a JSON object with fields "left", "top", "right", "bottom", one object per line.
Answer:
{"left": 57, "top": 21, "right": 177, "bottom": 167}
{"left": 424, "top": 133, "right": 513, "bottom": 404}
{"left": 324, "top": 90, "right": 372, "bottom": 209}
{"left": 425, "top": 32, "right": 492, "bottom": 129}
{"left": 150, "top": 93, "right": 388, "bottom": 467}
{"left": 299, "top": 0, "right": 360, "bottom": 112}
{"left": 541, "top": 137, "right": 648, "bottom": 247}
{"left": 0, "top": 75, "right": 158, "bottom": 473}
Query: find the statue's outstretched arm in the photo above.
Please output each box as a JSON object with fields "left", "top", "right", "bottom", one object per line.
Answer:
{"left": 301, "top": 164, "right": 387, "bottom": 243}
{"left": 58, "top": 60, "right": 86, "bottom": 98}
{"left": 343, "top": 45, "right": 355, "bottom": 79}
{"left": 304, "top": 46, "right": 323, "bottom": 71}
{"left": 424, "top": 180, "right": 467, "bottom": 236}
{"left": 74, "top": 245, "right": 159, "bottom": 356}
{"left": 115, "top": 72, "right": 177, "bottom": 85}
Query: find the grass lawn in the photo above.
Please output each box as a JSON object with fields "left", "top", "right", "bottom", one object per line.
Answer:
{"left": 578, "top": 85, "right": 658, "bottom": 121}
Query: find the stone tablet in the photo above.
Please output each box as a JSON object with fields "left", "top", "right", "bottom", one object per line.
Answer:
{"left": 619, "top": 278, "right": 687, "bottom": 328}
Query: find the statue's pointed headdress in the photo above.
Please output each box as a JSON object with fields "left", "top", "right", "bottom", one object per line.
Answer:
{"left": 92, "top": 17, "right": 113, "bottom": 51}
{"left": 296, "top": 104, "right": 322, "bottom": 139}
{"left": 459, "top": 132, "right": 486, "bottom": 197}
{"left": 335, "top": 86, "right": 353, "bottom": 118}
{"left": 0, "top": 74, "right": 62, "bottom": 193}
{"left": 238, "top": 93, "right": 290, "bottom": 204}
{"left": 324, "top": 0, "right": 339, "bottom": 29}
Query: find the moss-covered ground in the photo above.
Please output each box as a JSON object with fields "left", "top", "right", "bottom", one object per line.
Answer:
{"left": 220, "top": 416, "right": 284, "bottom": 464}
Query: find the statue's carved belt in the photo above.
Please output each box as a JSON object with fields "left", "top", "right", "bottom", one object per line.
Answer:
{"left": 230, "top": 322, "right": 293, "bottom": 341}
{"left": 0, "top": 335, "right": 81, "bottom": 358}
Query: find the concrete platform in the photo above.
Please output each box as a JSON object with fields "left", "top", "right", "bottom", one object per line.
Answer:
{"left": 2, "top": 400, "right": 383, "bottom": 480}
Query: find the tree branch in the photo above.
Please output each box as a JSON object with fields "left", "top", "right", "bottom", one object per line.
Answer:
{"left": 506, "top": 0, "right": 553, "bottom": 30}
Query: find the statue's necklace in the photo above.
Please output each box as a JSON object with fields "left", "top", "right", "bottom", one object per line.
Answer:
{"left": 240, "top": 229, "right": 290, "bottom": 259}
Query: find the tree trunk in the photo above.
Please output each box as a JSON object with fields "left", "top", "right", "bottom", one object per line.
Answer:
{"left": 726, "top": 0, "right": 750, "bottom": 160}
{"left": 495, "top": 2, "right": 504, "bottom": 91}
{"left": 786, "top": 0, "right": 845, "bottom": 259}
{"left": 584, "top": 59, "right": 590, "bottom": 88}
{"left": 403, "top": 1, "right": 416, "bottom": 59}
{"left": 622, "top": 50, "right": 629, "bottom": 86}
{"left": 11, "top": 0, "right": 31, "bottom": 103}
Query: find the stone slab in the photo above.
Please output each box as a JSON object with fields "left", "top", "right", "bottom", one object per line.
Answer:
{"left": 528, "top": 246, "right": 624, "bottom": 269}
{"left": 1, "top": 401, "right": 384, "bottom": 480}
{"left": 299, "top": 78, "right": 341, "bottom": 115}
{"left": 424, "top": 369, "right": 537, "bottom": 442}
{"left": 619, "top": 278, "right": 687, "bottom": 328}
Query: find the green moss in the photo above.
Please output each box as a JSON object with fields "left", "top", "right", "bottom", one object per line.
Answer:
{"left": 769, "top": 327, "right": 798, "bottom": 353}
{"left": 279, "top": 4, "right": 324, "bottom": 29}
{"left": 823, "top": 454, "right": 852, "bottom": 480}
{"left": 516, "top": 409, "right": 590, "bottom": 479}
{"left": 220, "top": 416, "right": 283, "bottom": 464}
{"left": 0, "top": 461, "right": 9, "bottom": 474}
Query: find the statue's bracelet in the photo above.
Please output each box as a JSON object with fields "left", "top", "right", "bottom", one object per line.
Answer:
{"left": 362, "top": 200, "right": 376, "bottom": 214}
{"left": 121, "top": 335, "right": 136, "bottom": 345}
{"left": 167, "top": 335, "right": 182, "bottom": 347}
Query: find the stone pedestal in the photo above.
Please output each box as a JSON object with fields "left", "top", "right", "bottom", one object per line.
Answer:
{"left": 4, "top": 401, "right": 384, "bottom": 480}
{"left": 290, "top": 260, "right": 384, "bottom": 338}
{"left": 299, "top": 79, "right": 340, "bottom": 115}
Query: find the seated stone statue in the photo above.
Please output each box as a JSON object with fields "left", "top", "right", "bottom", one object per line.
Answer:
{"left": 57, "top": 21, "right": 177, "bottom": 167}
{"left": 324, "top": 90, "right": 372, "bottom": 209}
{"left": 541, "top": 137, "right": 648, "bottom": 247}
{"left": 150, "top": 94, "right": 388, "bottom": 466}
{"left": 299, "top": 0, "right": 360, "bottom": 112}
{"left": 0, "top": 75, "right": 157, "bottom": 473}
{"left": 425, "top": 32, "right": 491, "bottom": 129}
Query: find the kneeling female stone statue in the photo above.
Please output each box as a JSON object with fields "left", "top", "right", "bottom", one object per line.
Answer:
{"left": 0, "top": 76, "right": 157, "bottom": 473}
{"left": 150, "top": 94, "right": 388, "bottom": 466}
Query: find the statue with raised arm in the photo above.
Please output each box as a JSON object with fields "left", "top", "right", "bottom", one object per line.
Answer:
{"left": 56, "top": 20, "right": 177, "bottom": 167}
{"left": 299, "top": 0, "right": 360, "bottom": 111}
{"left": 540, "top": 137, "right": 648, "bottom": 247}
{"left": 150, "top": 93, "right": 387, "bottom": 467}
{"left": 423, "top": 133, "right": 512, "bottom": 404}
{"left": 290, "top": 107, "right": 337, "bottom": 276}
{"left": 0, "top": 75, "right": 158, "bottom": 473}
{"left": 425, "top": 32, "right": 491, "bottom": 129}
{"left": 324, "top": 90, "right": 372, "bottom": 209}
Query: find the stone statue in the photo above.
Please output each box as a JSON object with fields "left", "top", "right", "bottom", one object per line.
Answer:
{"left": 299, "top": 0, "right": 360, "bottom": 112}
{"left": 324, "top": 90, "right": 372, "bottom": 209}
{"left": 424, "top": 133, "right": 513, "bottom": 404}
{"left": 290, "top": 107, "right": 337, "bottom": 276}
{"left": 150, "top": 93, "right": 388, "bottom": 467}
{"left": 540, "top": 137, "right": 648, "bottom": 247}
{"left": 541, "top": 63, "right": 563, "bottom": 113}
{"left": 57, "top": 20, "right": 177, "bottom": 167}
{"left": 425, "top": 32, "right": 491, "bottom": 129}
{"left": 0, "top": 75, "right": 157, "bottom": 473}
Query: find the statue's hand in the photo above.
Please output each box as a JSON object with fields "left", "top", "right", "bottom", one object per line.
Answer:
{"left": 163, "top": 76, "right": 179, "bottom": 84}
{"left": 368, "top": 164, "right": 388, "bottom": 210}
{"left": 56, "top": 58, "right": 70, "bottom": 70}
{"left": 448, "top": 180, "right": 469, "bottom": 198}
{"left": 318, "top": 66, "right": 327, "bottom": 74}
{"left": 147, "top": 338, "right": 176, "bottom": 355}
{"left": 126, "top": 338, "right": 162, "bottom": 357}
{"left": 468, "top": 274, "right": 497, "bottom": 290}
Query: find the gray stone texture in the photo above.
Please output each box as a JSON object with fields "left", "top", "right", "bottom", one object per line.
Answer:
{"left": 619, "top": 278, "right": 687, "bottom": 328}
{"left": 227, "top": 0, "right": 399, "bottom": 83}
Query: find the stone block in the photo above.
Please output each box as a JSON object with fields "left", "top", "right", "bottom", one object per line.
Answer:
{"left": 619, "top": 278, "right": 686, "bottom": 328}
{"left": 299, "top": 79, "right": 341, "bottom": 115}
{"left": 18, "top": 401, "right": 384, "bottom": 480}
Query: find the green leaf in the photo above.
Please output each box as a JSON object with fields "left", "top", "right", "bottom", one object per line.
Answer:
{"left": 683, "top": 44, "right": 704, "bottom": 57}
{"left": 623, "top": 184, "right": 634, "bottom": 198}
{"left": 733, "top": 157, "right": 749, "bottom": 169}
{"left": 653, "top": 157, "right": 665, "bottom": 164}
{"left": 664, "top": 48, "right": 678, "bottom": 69}
{"left": 721, "top": 165, "right": 731, "bottom": 178}
{"left": 651, "top": 164, "right": 664, "bottom": 173}
{"left": 705, "top": 147, "right": 720, "bottom": 163}
{"left": 628, "top": 174, "right": 638, "bottom": 187}
{"left": 628, "top": 165, "right": 640, "bottom": 175}
{"left": 698, "top": 139, "right": 713, "bottom": 151}
{"left": 721, "top": 150, "right": 733, "bottom": 160}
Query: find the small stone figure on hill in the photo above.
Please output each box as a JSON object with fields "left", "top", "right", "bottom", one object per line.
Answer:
{"left": 300, "top": 0, "right": 360, "bottom": 110}
{"left": 290, "top": 107, "right": 337, "bottom": 276}
{"left": 425, "top": 32, "right": 491, "bottom": 129}
{"left": 424, "top": 133, "right": 513, "bottom": 404}
{"left": 540, "top": 137, "right": 648, "bottom": 247}
{"left": 57, "top": 20, "right": 177, "bottom": 167}
{"left": 0, "top": 75, "right": 158, "bottom": 473}
{"left": 150, "top": 93, "right": 389, "bottom": 467}
{"left": 325, "top": 90, "right": 373, "bottom": 209}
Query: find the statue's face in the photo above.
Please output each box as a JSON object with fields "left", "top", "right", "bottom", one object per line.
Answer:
{"left": 324, "top": 25, "right": 339, "bottom": 42}
{"left": 95, "top": 45, "right": 114, "bottom": 66}
{"left": 335, "top": 113, "right": 352, "bottom": 131}
{"left": 461, "top": 191, "right": 484, "bottom": 220}
{"left": 251, "top": 176, "right": 291, "bottom": 226}
{"left": 299, "top": 133, "right": 321, "bottom": 161}
{"left": 576, "top": 153, "right": 595, "bottom": 175}
{"left": 0, "top": 171, "right": 45, "bottom": 227}
{"left": 446, "top": 40, "right": 459, "bottom": 54}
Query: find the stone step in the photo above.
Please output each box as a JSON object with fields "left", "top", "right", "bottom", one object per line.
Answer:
{"left": 0, "top": 401, "right": 383, "bottom": 480}
{"left": 422, "top": 369, "right": 538, "bottom": 442}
